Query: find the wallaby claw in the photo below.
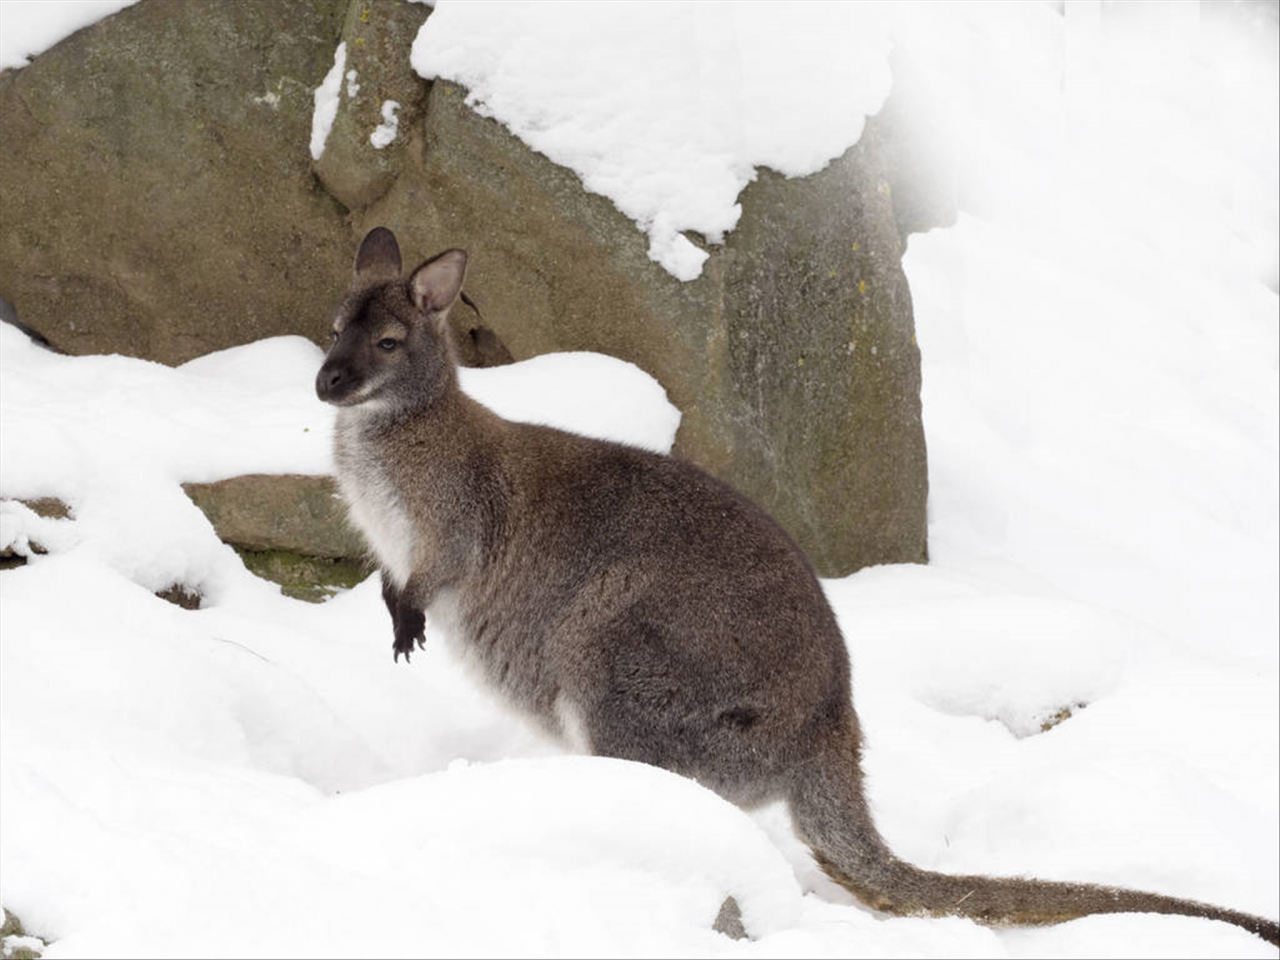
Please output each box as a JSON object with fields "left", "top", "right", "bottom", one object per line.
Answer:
{"left": 390, "top": 602, "right": 426, "bottom": 664}
{"left": 393, "top": 631, "right": 419, "bottom": 663}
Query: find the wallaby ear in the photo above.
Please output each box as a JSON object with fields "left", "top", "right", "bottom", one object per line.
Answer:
{"left": 354, "top": 227, "right": 403, "bottom": 281}
{"left": 408, "top": 249, "right": 468, "bottom": 316}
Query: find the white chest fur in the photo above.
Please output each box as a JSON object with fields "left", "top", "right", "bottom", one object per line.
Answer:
{"left": 333, "top": 410, "right": 416, "bottom": 589}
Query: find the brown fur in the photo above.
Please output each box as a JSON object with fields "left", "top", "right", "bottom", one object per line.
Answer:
{"left": 316, "top": 228, "right": 1279, "bottom": 947}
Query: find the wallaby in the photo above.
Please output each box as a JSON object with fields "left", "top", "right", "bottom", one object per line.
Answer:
{"left": 316, "top": 227, "right": 1279, "bottom": 946}
{"left": 0, "top": 295, "right": 62, "bottom": 353}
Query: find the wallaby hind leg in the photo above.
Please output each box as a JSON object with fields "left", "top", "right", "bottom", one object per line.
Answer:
{"left": 582, "top": 697, "right": 785, "bottom": 809}
{"left": 572, "top": 620, "right": 795, "bottom": 810}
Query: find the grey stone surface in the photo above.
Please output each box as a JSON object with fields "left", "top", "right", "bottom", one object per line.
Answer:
{"left": 713, "top": 895, "right": 748, "bottom": 940}
{"left": 312, "top": 0, "right": 430, "bottom": 211}
{"left": 0, "top": 0, "right": 352, "bottom": 362}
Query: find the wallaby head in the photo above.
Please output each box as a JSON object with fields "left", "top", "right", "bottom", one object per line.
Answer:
{"left": 315, "top": 227, "right": 467, "bottom": 414}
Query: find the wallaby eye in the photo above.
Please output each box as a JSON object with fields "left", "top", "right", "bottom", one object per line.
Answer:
{"left": 330, "top": 330, "right": 339, "bottom": 342}
{"left": 379, "top": 338, "right": 398, "bottom": 352}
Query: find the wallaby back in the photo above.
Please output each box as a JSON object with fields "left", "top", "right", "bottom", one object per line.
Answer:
{"left": 316, "top": 228, "right": 1279, "bottom": 947}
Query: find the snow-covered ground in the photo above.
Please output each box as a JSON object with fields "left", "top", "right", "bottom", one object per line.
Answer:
{"left": 1, "top": 1, "right": 1277, "bottom": 958}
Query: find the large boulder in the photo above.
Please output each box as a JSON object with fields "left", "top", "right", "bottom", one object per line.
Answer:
{"left": 0, "top": 0, "right": 927, "bottom": 576}
{"left": 0, "top": 0, "right": 352, "bottom": 361}
{"left": 361, "top": 80, "right": 928, "bottom": 574}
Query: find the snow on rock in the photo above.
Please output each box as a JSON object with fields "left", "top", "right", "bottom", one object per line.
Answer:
{"left": 459, "top": 352, "right": 681, "bottom": 453}
{"left": 410, "top": 2, "right": 893, "bottom": 279}
{"left": 369, "top": 99, "right": 401, "bottom": 149}
{"left": 0, "top": 498, "right": 80, "bottom": 562}
{"left": 0, "top": 0, "right": 137, "bottom": 70}
{"left": 309, "top": 41, "right": 347, "bottom": 160}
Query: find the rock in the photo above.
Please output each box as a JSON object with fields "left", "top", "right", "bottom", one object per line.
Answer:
{"left": 712, "top": 895, "right": 748, "bottom": 940}
{"left": 1037, "top": 702, "right": 1086, "bottom": 735}
{"left": 0, "top": 0, "right": 353, "bottom": 363}
{"left": 312, "top": 0, "right": 430, "bottom": 211}
{"left": 155, "top": 583, "right": 203, "bottom": 610}
{"left": 182, "top": 474, "right": 365, "bottom": 559}
{"left": 0, "top": 907, "right": 22, "bottom": 938}
{"left": 183, "top": 474, "right": 369, "bottom": 602}
{"left": 234, "top": 547, "right": 369, "bottom": 603}
{"left": 18, "top": 498, "right": 70, "bottom": 520}
{"left": 360, "top": 81, "right": 927, "bottom": 574}
{"left": 0, "top": 296, "right": 63, "bottom": 352}
{"left": 0, "top": 0, "right": 928, "bottom": 576}
{"left": 1, "top": 908, "right": 45, "bottom": 960}
{"left": 0, "top": 497, "right": 73, "bottom": 567}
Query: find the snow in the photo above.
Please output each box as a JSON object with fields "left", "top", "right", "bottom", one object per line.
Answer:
{"left": 309, "top": 42, "right": 347, "bottom": 161}
{"left": 410, "top": 2, "right": 893, "bottom": 279}
{"left": 370, "top": 99, "right": 401, "bottom": 149}
{"left": 0, "top": 0, "right": 136, "bottom": 70}
{"left": 0, "top": 331, "right": 678, "bottom": 600}
{"left": 1, "top": 1, "right": 1278, "bottom": 958}
{"left": 3, "top": 934, "right": 45, "bottom": 957}
{"left": 458, "top": 352, "right": 679, "bottom": 454}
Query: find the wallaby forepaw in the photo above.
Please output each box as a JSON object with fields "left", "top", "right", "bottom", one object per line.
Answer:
{"left": 391, "top": 606, "right": 426, "bottom": 663}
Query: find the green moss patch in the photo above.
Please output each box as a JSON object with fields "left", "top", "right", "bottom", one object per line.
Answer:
{"left": 234, "top": 547, "right": 370, "bottom": 603}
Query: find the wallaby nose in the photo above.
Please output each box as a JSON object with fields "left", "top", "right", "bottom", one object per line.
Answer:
{"left": 316, "top": 364, "right": 343, "bottom": 401}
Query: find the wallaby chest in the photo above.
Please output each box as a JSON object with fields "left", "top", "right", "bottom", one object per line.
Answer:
{"left": 333, "top": 411, "right": 417, "bottom": 590}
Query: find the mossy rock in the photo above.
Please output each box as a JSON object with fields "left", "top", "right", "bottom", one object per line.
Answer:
{"left": 235, "top": 546, "right": 369, "bottom": 602}
{"left": 183, "top": 474, "right": 369, "bottom": 600}
{"left": 183, "top": 474, "right": 366, "bottom": 559}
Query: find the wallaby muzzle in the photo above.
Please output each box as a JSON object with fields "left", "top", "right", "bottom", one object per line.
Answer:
{"left": 315, "top": 351, "right": 364, "bottom": 406}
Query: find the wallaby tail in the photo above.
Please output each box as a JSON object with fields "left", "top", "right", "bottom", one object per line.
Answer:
{"left": 788, "top": 736, "right": 1280, "bottom": 946}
